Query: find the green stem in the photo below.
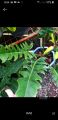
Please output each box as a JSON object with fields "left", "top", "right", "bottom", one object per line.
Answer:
{"left": 25, "top": 58, "right": 40, "bottom": 96}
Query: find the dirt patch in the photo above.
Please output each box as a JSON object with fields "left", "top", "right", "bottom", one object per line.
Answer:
{"left": 37, "top": 72, "right": 58, "bottom": 97}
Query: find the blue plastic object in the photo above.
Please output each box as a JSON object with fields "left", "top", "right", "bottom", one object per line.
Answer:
{"left": 30, "top": 46, "right": 55, "bottom": 68}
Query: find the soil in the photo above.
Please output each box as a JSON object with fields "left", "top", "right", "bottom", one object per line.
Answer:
{"left": 37, "top": 72, "right": 58, "bottom": 97}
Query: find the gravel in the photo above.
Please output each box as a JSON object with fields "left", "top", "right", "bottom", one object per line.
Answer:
{"left": 37, "top": 72, "right": 58, "bottom": 97}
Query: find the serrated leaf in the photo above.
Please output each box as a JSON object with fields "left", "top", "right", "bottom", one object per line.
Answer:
{"left": 0, "top": 42, "right": 34, "bottom": 63}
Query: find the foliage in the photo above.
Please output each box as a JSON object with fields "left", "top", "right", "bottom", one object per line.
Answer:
{"left": 0, "top": 42, "right": 34, "bottom": 63}
{"left": 0, "top": 27, "right": 6, "bottom": 37}
{"left": 41, "top": 28, "right": 58, "bottom": 60}
{"left": 0, "top": 59, "right": 23, "bottom": 92}
{"left": 38, "top": 27, "right": 54, "bottom": 38}
{"left": 36, "top": 27, "right": 58, "bottom": 88}
{"left": 49, "top": 66, "right": 58, "bottom": 86}
{"left": 54, "top": 52, "right": 58, "bottom": 60}
{"left": 0, "top": 27, "right": 16, "bottom": 38}
{"left": 0, "top": 41, "right": 48, "bottom": 97}
{"left": 44, "top": 46, "right": 54, "bottom": 55}
{"left": 40, "top": 27, "right": 58, "bottom": 88}
{"left": 49, "top": 33, "right": 55, "bottom": 44}
{"left": 7, "top": 27, "right": 16, "bottom": 32}
{"left": 0, "top": 27, "right": 58, "bottom": 97}
{"left": 16, "top": 57, "right": 47, "bottom": 97}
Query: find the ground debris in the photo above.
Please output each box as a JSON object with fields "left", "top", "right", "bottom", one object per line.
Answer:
{"left": 37, "top": 72, "right": 58, "bottom": 97}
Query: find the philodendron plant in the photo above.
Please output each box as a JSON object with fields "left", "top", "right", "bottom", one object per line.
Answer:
{"left": 0, "top": 41, "right": 48, "bottom": 97}
{"left": 0, "top": 27, "right": 58, "bottom": 97}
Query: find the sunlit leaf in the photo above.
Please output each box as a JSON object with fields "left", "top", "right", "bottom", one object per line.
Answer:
{"left": 49, "top": 33, "right": 55, "bottom": 44}
{"left": 54, "top": 52, "right": 58, "bottom": 60}
{"left": 7, "top": 27, "right": 16, "bottom": 32}
{"left": 44, "top": 46, "right": 54, "bottom": 55}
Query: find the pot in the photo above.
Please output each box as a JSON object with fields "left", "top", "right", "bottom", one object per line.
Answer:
{"left": 30, "top": 47, "right": 55, "bottom": 68}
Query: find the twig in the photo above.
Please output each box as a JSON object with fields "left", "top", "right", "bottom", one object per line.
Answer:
{"left": 11, "top": 30, "right": 39, "bottom": 45}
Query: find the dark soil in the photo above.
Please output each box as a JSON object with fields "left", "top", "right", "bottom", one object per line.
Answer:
{"left": 37, "top": 72, "right": 58, "bottom": 97}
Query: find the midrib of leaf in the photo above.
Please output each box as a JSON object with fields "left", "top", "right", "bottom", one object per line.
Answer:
{"left": 25, "top": 59, "right": 39, "bottom": 96}
{"left": 0, "top": 51, "right": 29, "bottom": 54}
{"left": 0, "top": 50, "right": 32, "bottom": 56}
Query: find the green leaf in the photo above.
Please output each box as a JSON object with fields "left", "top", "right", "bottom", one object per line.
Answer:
{"left": 16, "top": 57, "right": 47, "bottom": 97}
{"left": 44, "top": 46, "right": 54, "bottom": 55}
{"left": 54, "top": 65, "right": 58, "bottom": 73}
{"left": 7, "top": 27, "right": 16, "bottom": 32}
{"left": 0, "top": 59, "right": 24, "bottom": 90}
{"left": 38, "top": 27, "right": 54, "bottom": 37}
{"left": 54, "top": 52, "right": 58, "bottom": 60}
{"left": 50, "top": 67, "right": 58, "bottom": 86}
{"left": 8, "top": 78, "right": 18, "bottom": 93}
{"left": 49, "top": 33, "right": 55, "bottom": 44}
{"left": 16, "top": 77, "right": 40, "bottom": 97}
{"left": 32, "top": 72, "right": 42, "bottom": 81}
{"left": 0, "top": 42, "right": 34, "bottom": 63}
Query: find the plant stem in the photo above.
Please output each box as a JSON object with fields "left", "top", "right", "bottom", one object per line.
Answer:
{"left": 10, "top": 30, "right": 40, "bottom": 45}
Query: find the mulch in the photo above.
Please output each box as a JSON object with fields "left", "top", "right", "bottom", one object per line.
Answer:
{"left": 37, "top": 72, "right": 58, "bottom": 97}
